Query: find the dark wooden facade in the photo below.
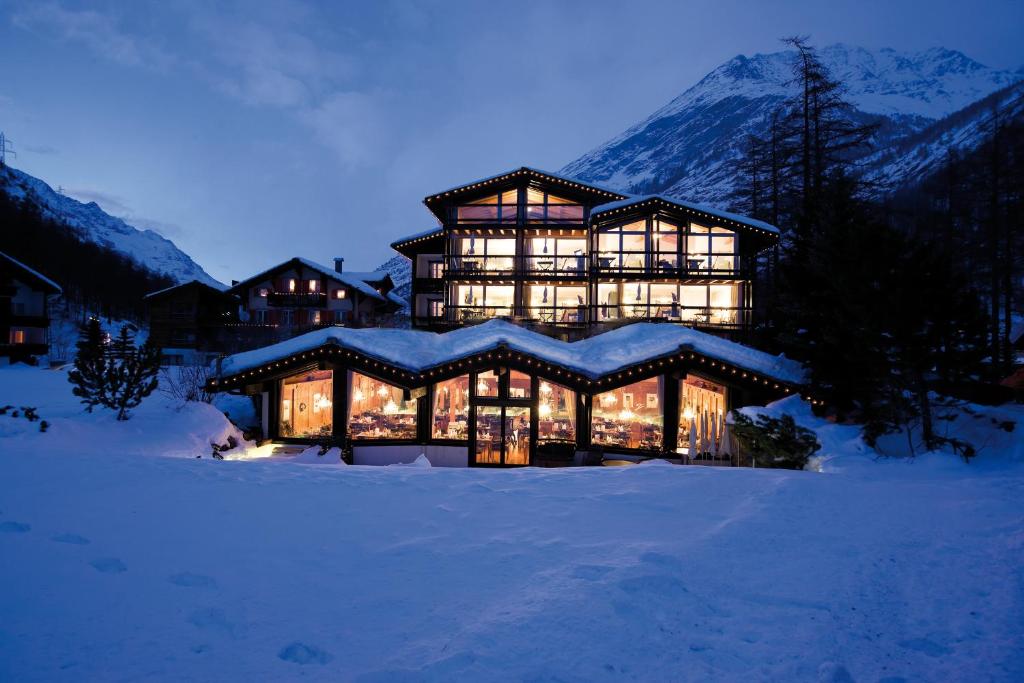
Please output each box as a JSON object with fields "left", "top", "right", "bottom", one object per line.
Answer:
{"left": 145, "top": 281, "right": 240, "bottom": 365}
{"left": 0, "top": 251, "right": 61, "bottom": 363}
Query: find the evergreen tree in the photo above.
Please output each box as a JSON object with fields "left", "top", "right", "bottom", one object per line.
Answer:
{"left": 67, "top": 318, "right": 109, "bottom": 412}
{"left": 105, "top": 326, "right": 161, "bottom": 421}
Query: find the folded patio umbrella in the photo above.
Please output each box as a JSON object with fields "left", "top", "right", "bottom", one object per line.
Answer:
{"left": 710, "top": 416, "right": 718, "bottom": 458}
{"left": 688, "top": 417, "right": 697, "bottom": 460}
{"left": 719, "top": 419, "right": 733, "bottom": 459}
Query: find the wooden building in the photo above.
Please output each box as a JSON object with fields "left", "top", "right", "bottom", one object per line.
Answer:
{"left": 210, "top": 319, "right": 805, "bottom": 467}
{"left": 226, "top": 257, "right": 404, "bottom": 337}
{"left": 0, "top": 251, "right": 61, "bottom": 364}
{"left": 391, "top": 167, "right": 779, "bottom": 338}
{"left": 144, "top": 280, "right": 240, "bottom": 366}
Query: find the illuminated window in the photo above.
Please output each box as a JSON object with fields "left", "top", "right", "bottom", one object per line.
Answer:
{"left": 335, "top": 289, "right": 345, "bottom": 299}
{"left": 678, "top": 375, "right": 727, "bottom": 456}
{"left": 509, "top": 370, "right": 531, "bottom": 399}
{"left": 526, "top": 189, "right": 584, "bottom": 223}
{"left": 287, "top": 278, "right": 296, "bottom": 292}
{"left": 258, "top": 288, "right": 269, "bottom": 297}
{"left": 452, "top": 284, "right": 514, "bottom": 319}
{"left": 592, "top": 377, "right": 664, "bottom": 450}
{"left": 307, "top": 279, "right": 318, "bottom": 293}
{"left": 279, "top": 370, "right": 333, "bottom": 438}
{"left": 432, "top": 375, "right": 469, "bottom": 439}
{"left": 475, "top": 370, "right": 499, "bottom": 398}
{"left": 537, "top": 380, "right": 575, "bottom": 444}
{"left": 10, "top": 329, "right": 25, "bottom": 344}
{"left": 457, "top": 190, "right": 518, "bottom": 223}
{"left": 348, "top": 372, "right": 416, "bottom": 440}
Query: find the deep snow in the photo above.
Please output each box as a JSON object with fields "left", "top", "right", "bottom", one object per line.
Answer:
{"left": 0, "top": 366, "right": 1022, "bottom": 681}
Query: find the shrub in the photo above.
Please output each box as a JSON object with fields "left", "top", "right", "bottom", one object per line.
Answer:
{"left": 731, "top": 412, "right": 821, "bottom": 469}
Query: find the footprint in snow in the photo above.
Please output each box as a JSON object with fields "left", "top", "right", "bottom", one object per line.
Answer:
{"left": 187, "top": 608, "right": 237, "bottom": 636}
{"left": 0, "top": 521, "right": 30, "bottom": 533}
{"left": 51, "top": 533, "right": 91, "bottom": 545}
{"left": 278, "top": 642, "right": 333, "bottom": 665}
{"left": 90, "top": 557, "right": 127, "bottom": 573}
{"left": 168, "top": 572, "right": 218, "bottom": 589}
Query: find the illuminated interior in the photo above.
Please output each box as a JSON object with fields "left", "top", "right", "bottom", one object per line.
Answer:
{"left": 475, "top": 405, "right": 531, "bottom": 465}
{"left": 591, "top": 377, "right": 663, "bottom": 450}
{"left": 279, "top": 369, "right": 333, "bottom": 438}
{"left": 452, "top": 284, "right": 515, "bottom": 319}
{"left": 526, "top": 284, "right": 587, "bottom": 323}
{"left": 678, "top": 375, "right": 727, "bottom": 456}
{"left": 432, "top": 375, "right": 470, "bottom": 439}
{"left": 538, "top": 380, "right": 576, "bottom": 444}
{"left": 348, "top": 371, "right": 417, "bottom": 440}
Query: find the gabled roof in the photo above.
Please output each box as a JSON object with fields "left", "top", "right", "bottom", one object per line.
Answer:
{"left": 227, "top": 257, "right": 388, "bottom": 302}
{"left": 144, "top": 280, "right": 237, "bottom": 300}
{"left": 391, "top": 227, "right": 445, "bottom": 255}
{"left": 422, "top": 167, "right": 628, "bottom": 222}
{"left": 213, "top": 319, "right": 806, "bottom": 392}
{"left": 0, "top": 251, "right": 62, "bottom": 294}
{"left": 591, "top": 195, "right": 780, "bottom": 237}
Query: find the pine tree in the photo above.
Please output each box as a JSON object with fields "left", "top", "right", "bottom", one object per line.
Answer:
{"left": 106, "top": 326, "right": 161, "bottom": 421}
{"left": 67, "top": 318, "right": 109, "bottom": 412}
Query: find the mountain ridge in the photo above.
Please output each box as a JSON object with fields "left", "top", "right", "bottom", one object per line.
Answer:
{"left": 0, "top": 164, "right": 221, "bottom": 288}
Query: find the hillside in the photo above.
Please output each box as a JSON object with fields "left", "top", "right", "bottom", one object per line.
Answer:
{"left": 0, "top": 164, "right": 220, "bottom": 288}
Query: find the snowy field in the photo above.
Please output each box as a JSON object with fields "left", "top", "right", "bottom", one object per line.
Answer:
{"left": 0, "top": 367, "right": 1022, "bottom": 681}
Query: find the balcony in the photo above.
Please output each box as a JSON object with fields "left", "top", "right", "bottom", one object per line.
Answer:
{"left": 595, "top": 253, "right": 742, "bottom": 277}
{"left": 521, "top": 305, "right": 589, "bottom": 326}
{"left": 444, "top": 255, "right": 588, "bottom": 278}
{"left": 266, "top": 291, "right": 327, "bottom": 308}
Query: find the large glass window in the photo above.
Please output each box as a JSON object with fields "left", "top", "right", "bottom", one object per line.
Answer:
{"left": 348, "top": 372, "right": 417, "bottom": 440}
{"left": 509, "top": 370, "right": 531, "bottom": 399}
{"left": 686, "top": 224, "right": 736, "bottom": 273}
{"left": 538, "top": 380, "right": 575, "bottom": 444}
{"left": 653, "top": 219, "right": 680, "bottom": 270}
{"left": 475, "top": 406, "right": 530, "bottom": 465}
{"left": 475, "top": 370, "right": 499, "bottom": 398}
{"left": 524, "top": 235, "right": 587, "bottom": 274}
{"left": 597, "top": 220, "right": 646, "bottom": 272}
{"left": 457, "top": 190, "right": 518, "bottom": 223}
{"left": 678, "top": 375, "right": 727, "bottom": 456}
{"left": 432, "top": 375, "right": 469, "bottom": 440}
{"left": 279, "top": 370, "right": 333, "bottom": 438}
{"left": 591, "top": 377, "right": 664, "bottom": 450}
{"left": 451, "top": 235, "right": 515, "bottom": 273}
{"left": 452, "top": 284, "right": 514, "bottom": 320}
{"left": 526, "top": 188, "right": 584, "bottom": 223}
{"left": 526, "top": 284, "right": 587, "bottom": 324}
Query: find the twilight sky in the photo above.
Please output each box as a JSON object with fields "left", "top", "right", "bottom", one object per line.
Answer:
{"left": 1, "top": 0, "right": 1022, "bottom": 284}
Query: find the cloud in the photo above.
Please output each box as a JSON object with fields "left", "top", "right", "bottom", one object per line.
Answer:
{"left": 11, "top": 2, "right": 173, "bottom": 70}
{"left": 299, "top": 90, "right": 396, "bottom": 167}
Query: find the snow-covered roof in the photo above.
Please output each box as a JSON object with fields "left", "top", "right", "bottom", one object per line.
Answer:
{"left": 217, "top": 319, "right": 805, "bottom": 387}
{"left": 591, "top": 195, "right": 780, "bottom": 235}
{"left": 229, "top": 258, "right": 387, "bottom": 302}
{"left": 143, "top": 280, "right": 235, "bottom": 300}
{"left": 391, "top": 227, "right": 445, "bottom": 250}
{"left": 424, "top": 167, "right": 627, "bottom": 203}
{"left": 0, "top": 250, "right": 62, "bottom": 294}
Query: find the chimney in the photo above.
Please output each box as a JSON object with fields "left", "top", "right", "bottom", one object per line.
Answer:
{"left": 334, "top": 257, "right": 344, "bottom": 273}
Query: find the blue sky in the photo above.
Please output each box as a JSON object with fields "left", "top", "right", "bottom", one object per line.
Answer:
{"left": 1, "top": 0, "right": 1022, "bottom": 283}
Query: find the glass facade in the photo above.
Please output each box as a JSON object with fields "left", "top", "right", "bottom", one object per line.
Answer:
{"left": 538, "top": 380, "right": 575, "bottom": 445}
{"left": 592, "top": 377, "right": 664, "bottom": 450}
{"left": 432, "top": 375, "right": 469, "bottom": 439}
{"left": 678, "top": 375, "right": 727, "bottom": 456}
{"left": 279, "top": 369, "right": 333, "bottom": 438}
{"left": 348, "top": 372, "right": 417, "bottom": 440}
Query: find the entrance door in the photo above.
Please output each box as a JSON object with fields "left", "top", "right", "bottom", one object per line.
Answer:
{"left": 474, "top": 405, "right": 531, "bottom": 466}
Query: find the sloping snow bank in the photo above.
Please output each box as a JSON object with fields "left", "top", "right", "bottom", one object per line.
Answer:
{"left": 0, "top": 365, "right": 250, "bottom": 459}
{"left": 738, "top": 394, "right": 1024, "bottom": 474}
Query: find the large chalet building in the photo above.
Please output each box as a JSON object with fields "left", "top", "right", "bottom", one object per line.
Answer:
{"left": 209, "top": 167, "right": 798, "bottom": 468}
{"left": 392, "top": 167, "right": 778, "bottom": 339}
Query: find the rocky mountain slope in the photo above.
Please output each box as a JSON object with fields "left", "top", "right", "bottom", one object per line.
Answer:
{"left": 561, "top": 44, "right": 1021, "bottom": 206}
{"left": 0, "top": 164, "right": 221, "bottom": 288}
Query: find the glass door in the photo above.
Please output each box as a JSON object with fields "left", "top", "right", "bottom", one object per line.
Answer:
{"left": 473, "top": 405, "right": 531, "bottom": 466}
{"left": 475, "top": 406, "right": 503, "bottom": 464}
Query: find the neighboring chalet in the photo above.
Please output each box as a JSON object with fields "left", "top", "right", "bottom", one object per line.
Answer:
{"left": 144, "top": 280, "right": 240, "bottom": 366}
{"left": 226, "top": 257, "right": 404, "bottom": 332}
{"left": 0, "top": 250, "right": 61, "bottom": 364}
{"left": 209, "top": 319, "right": 805, "bottom": 466}
{"left": 392, "top": 167, "right": 778, "bottom": 339}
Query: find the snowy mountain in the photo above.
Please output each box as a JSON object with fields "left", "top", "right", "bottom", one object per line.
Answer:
{"left": 376, "top": 253, "right": 412, "bottom": 302}
{"left": 0, "top": 164, "right": 221, "bottom": 288}
{"left": 562, "top": 44, "right": 1021, "bottom": 206}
